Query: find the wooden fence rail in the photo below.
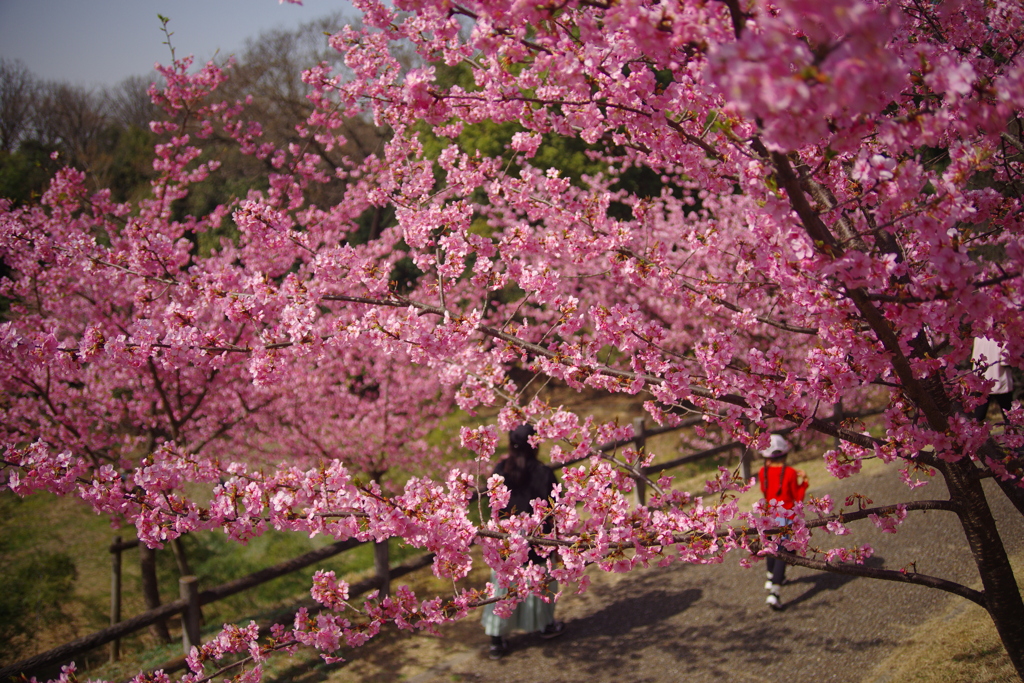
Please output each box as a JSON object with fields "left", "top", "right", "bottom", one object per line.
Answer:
{"left": 1, "top": 405, "right": 875, "bottom": 681}
{"left": 590, "top": 408, "right": 883, "bottom": 504}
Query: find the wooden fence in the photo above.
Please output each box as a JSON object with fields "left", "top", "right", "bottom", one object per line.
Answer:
{"left": 1, "top": 408, "right": 867, "bottom": 681}
{"left": 0, "top": 536, "right": 440, "bottom": 681}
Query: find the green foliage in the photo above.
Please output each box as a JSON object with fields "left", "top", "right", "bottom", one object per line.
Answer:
{"left": 174, "top": 150, "right": 263, "bottom": 258}
{"left": 0, "top": 494, "right": 78, "bottom": 660}
{"left": 0, "top": 126, "right": 158, "bottom": 207}
{"left": 420, "top": 61, "right": 607, "bottom": 187}
{"left": 0, "top": 140, "right": 61, "bottom": 205}
{"left": 0, "top": 552, "right": 78, "bottom": 650}
{"left": 102, "top": 125, "right": 158, "bottom": 203}
{"left": 413, "top": 60, "right": 668, "bottom": 231}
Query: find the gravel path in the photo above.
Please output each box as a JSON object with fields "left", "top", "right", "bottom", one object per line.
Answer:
{"left": 311, "top": 460, "right": 1023, "bottom": 683}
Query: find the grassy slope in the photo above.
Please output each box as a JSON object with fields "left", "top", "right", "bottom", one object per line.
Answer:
{"left": 860, "top": 553, "right": 1022, "bottom": 683}
{"left": 0, "top": 488, "right": 409, "bottom": 673}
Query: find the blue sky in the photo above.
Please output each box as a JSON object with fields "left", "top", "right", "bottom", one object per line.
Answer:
{"left": 0, "top": 0, "right": 351, "bottom": 88}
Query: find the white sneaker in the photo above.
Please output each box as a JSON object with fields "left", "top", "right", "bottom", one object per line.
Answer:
{"left": 764, "top": 580, "right": 775, "bottom": 591}
{"left": 766, "top": 593, "right": 782, "bottom": 611}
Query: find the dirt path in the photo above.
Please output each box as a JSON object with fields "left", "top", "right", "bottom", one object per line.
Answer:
{"left": 271, "top": 460, "right": 1023, "bottom": 683}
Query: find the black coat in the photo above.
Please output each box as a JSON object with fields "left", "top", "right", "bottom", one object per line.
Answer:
{"left": 494, "top": 457, "right": 557, "bottom": 518}
{"left": 493, "top": 456, "right": 558, "bottom": 565}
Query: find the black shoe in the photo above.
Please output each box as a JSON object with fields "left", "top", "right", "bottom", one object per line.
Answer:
{"left": 489, "top": 637, "right": 508, "bottom": 659}
{"left": 540, "top": 621, "right": 565, "bottom": 639}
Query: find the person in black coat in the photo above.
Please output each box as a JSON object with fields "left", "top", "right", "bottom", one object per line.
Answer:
{"left": 481, "top": 424, "right": 564, "bottom": 658}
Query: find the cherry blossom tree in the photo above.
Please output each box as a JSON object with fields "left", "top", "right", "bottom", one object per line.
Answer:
{"left": 3, "top": 0, "right": 1024, "bottom": 678}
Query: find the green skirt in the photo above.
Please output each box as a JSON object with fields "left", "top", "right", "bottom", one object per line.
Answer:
{"left": 481, "top": 570, "right": 558, "bottom": 636}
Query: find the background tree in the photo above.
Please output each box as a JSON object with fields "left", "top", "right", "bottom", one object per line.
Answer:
{"left": 105, "top": 74, "right": 162, "bottom": 133}
{"left": 0, "top": 58, "right": 35, "bottom": 154}
{"left": 31, "top": 83, "right": 108, "bottom": 169}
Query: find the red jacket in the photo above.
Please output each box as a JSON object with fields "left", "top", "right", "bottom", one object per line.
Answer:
{"left": 759, "top": 464, "right": 808, "bottom": 509}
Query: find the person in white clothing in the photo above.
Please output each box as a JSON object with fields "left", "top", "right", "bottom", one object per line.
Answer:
{"left": 972, "top": 337, "right": 1015, "bottom": 421}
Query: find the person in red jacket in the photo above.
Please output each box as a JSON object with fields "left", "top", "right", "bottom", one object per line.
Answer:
{"left": 758, "top": 434, "right": 808, "bottom": 611}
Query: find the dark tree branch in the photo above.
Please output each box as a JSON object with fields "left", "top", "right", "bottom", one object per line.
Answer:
{"left": 768, "top": 551, "right": 985, "bottom": 606}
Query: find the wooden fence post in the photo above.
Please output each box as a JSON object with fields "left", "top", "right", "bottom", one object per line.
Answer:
{"left": 740, "top": 448, "right": 752, "bottom": 482}
{"left": 179, "top": 576, "right": 201, "bottom": 654}
{"left": 109, "top": 536, "right": 122, "bottom": 663}
{"left": 633, "top": 417, "right": 647, "bottom": 506}
{"left": 171, "top": 537, "right": 201, "bottom": 625}
{"left": 374, "top": 541, "right": 390, "bottom": 598}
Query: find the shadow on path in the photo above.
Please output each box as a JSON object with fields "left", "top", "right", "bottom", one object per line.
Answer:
{"left": 496, "top": 573, "right": 704, "bottom": 682}
{"left": 507, "top": 566, "right": 702, "bottom": 650}
{"left": 783, "top": 555, "right": 886, "bottom": 610}
{"left": 479, "top": 556, "right": 896, "bottom": 683}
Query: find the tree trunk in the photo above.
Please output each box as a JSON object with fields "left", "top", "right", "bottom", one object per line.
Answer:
{"left": 371, "top": 471, "right": 390, "bottom": 597}
{"left": 170, "top": 536, "right": 202, "bottom": 624}
{"left": 170, "top": 537, "right": 193, "bottom": 577}
{"left": 374, "top": 540, "right": 390, "bottom": 598}
{"left": 109, "top": 536, "right": 122, "bottom": 663}
{"left": 139, "top": 545, "right": 171, "bottom": 643}
{"left": 941, "top": 457, "right": 1024, "bottom": 677}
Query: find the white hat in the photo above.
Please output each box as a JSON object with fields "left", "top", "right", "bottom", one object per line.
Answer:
{"left": 759, "top": 434, "right": 791, "bottom": 459}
